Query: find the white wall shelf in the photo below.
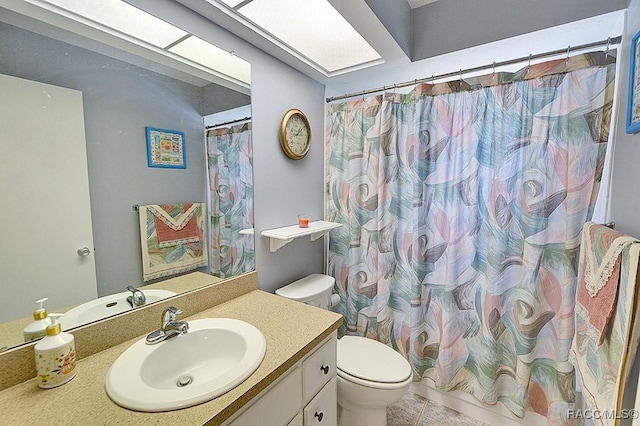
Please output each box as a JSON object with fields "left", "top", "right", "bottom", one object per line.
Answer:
{"left": 261, "top": 221, "right": 342, "bottom": 252}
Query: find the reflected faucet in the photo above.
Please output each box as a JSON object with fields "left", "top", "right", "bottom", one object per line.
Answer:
{"left": 146, "top": 306, "right": 189, "bottom": 345}
{"left": 126, "top": 285, "right": 146, "bottom": 308}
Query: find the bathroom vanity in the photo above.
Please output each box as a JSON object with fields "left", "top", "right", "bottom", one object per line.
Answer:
{"left": 225, "top": 332, "right": 337, "bottom": 425}
{"left": 0, "top": 272, "right": 342, "bottom": 424}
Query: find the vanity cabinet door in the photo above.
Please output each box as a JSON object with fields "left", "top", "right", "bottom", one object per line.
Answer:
{"left": 287, "top": 414, "right": 303, "bottom": 426}
{"left": 226, "top": 332, "right": 337, "bottom": 426}
{"left": 303, "top": 378, "right": 337, "bottom": 426}
{"left": 302, "top": 336, "right": 337, "bottom": 403}
{"left": 229, "top": 366, "right": 302, "bottom": 426}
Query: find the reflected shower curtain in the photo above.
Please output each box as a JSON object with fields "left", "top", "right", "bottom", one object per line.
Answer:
{"left": 325, "top": 53, "right": 616, "bottom": 423}
{"left": 207, "top": 122, "right": 254, "bottom": 278}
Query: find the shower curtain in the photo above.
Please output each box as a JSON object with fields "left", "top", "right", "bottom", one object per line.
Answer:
{"left": 206, "top": 122, "right": 254, "bottom": 278}
{"left": 325, "top": 53, "right": 616, "bottom": 423}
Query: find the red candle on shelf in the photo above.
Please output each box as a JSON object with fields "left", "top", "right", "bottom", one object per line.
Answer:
{"left": 298, "top": 214, "right": 310, "bottom": 228}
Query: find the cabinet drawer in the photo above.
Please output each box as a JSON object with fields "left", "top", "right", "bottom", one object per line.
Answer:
{"left": 303, "top": 378, "right": 337, "bottom": 426}
{"left": 230, "top": 366, "right": 302, "bottom": 426}
{"left": 302, "top": 335, "right": 337, "bottom": 402}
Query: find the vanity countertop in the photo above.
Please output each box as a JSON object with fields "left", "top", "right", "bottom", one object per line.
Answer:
{"left": 0, "top": 289, "right": 342, "bottom": 425}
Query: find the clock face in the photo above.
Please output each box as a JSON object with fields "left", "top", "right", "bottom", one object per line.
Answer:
{"left": 280, "top": 109, "right": 311, "bottom": 159}
{"left": 286, "top": 114, "right": 309, "bottom": 155}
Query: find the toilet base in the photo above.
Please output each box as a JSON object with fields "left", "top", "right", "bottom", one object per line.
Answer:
{"left": 338, "top": 404, "right": 387, "bottom": 426}
{"left": 337, "top": 374, "right": 410, "bottom": 426}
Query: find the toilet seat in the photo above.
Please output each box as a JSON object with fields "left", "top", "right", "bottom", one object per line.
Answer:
{"left": 337, "top": 367, "right": 413, "bottom": 390}
{"left": 337, "top": 336, "right": 412, "bottom": 390}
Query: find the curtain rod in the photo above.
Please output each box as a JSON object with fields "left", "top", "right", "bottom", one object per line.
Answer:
{"left": 205, "top": 116, "right": 251, "bottom": 130}
{"left": 326, "top": 36, "right": 621, "bottom": 103}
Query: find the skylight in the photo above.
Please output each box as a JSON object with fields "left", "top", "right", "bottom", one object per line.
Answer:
{"left": 37, "top": 0, "right": 250, "bottom": 87}
{"left": 40, "top": 0, "right": 188, "bottom": 48}
{"left": 168, "top": 35, "right": 251, "bottom": 85}
{"left": 217, "top": 0, "right": 382, "bottom": 74}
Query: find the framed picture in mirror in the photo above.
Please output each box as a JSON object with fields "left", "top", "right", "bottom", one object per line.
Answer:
{"left": 627, "top": 30, "right": 640, "bottom": 134}
{"left": 146, "top": 127, "right": 187, "bottom": 168}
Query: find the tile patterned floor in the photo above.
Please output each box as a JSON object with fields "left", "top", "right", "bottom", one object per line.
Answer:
{"left": 387, "top": 391, "right": 490, "bottom": 426}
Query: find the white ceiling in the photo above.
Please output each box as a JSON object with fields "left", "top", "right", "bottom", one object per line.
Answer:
{"left": 406, "top": 0, "right": 438, "bottom": 8}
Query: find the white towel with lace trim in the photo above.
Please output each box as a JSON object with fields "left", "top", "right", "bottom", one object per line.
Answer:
{"left": 138, "top": 203, "right": 208, "bottom": 281}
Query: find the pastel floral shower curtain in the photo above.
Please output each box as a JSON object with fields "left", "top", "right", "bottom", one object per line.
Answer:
{"left": 325, "top": 53, "right": 616, "bottom": 423}
{"left": 207, "top": 122, "right": 254, "bottom": 278}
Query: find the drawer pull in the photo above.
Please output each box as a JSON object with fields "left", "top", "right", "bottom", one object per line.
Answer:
{"left": 320, "top": 365, "right": 329, "bottom": 375}
{"left": 314, "top": 411, "right": 324, "bottom": 422}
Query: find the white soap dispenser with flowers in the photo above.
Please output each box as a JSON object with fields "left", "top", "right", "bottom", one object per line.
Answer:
{"left": 34, "top": 313, "right": 77, "bottom": 388}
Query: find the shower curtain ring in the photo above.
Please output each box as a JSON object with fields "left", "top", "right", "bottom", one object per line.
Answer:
{"left": 605, "top": 37, "right": 611, "bottom": 58}
{"left": 492, "top": 62, "right": 496, "bottom": 78}
{"left": 566, "top": 46, "right": 571, "bottom": 63}
{"left": 527, "top": 54, "right": 532, "bottom": 72}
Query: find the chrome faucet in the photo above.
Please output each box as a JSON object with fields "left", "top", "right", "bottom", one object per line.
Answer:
{"left": 126, "top": 285, "right": 146, "bottom": 308}
{"left": 146, "top": 306, "right": 189, "bottom": 345}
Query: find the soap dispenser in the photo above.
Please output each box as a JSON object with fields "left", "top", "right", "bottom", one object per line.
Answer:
{"left": 23, "top": 298, "right": 52, "bottom": 342}
{"left": 34, "top": 313, "right": 77, "bottom": 389}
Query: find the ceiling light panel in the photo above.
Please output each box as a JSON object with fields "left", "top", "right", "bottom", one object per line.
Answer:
{"left": 236, "top": 0, "right": 381, "bottom": 73}
{"left": 219, "top": 0, "right": 247, "bottom": 7}
{"left": 168, "top": 35, "right": 251, "bottom": 84}
{"left": 42, "top": 0, "right": 188, "bottom": 48}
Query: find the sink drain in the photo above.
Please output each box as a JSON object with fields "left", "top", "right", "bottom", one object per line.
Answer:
{"left": 176, "top": 375, "right": 193, "bottom": 387}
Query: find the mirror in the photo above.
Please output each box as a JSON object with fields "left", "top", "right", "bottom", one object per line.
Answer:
{"left": 0, "top": 1, "right": 254, "bottom": 350}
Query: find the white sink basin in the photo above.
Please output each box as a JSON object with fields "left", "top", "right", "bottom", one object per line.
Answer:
{"left": 60, "top": 289, "right": 176, "bottom": 330}
{"left": 105, "top": 318, "right": 267, "bottom": 412}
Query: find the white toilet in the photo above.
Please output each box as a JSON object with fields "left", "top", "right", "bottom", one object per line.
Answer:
{"left": 276, "top": 274, "right": 413, "bottom": 426}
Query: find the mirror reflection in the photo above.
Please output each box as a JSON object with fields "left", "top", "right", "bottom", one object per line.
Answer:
{"left": 0, "top": 1, "right": 254, "bottom": 350}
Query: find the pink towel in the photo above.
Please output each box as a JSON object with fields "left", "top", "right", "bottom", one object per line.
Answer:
{"left": 148, "top": 203, "right": 201, "bottom": 248}
{"left": 576, "top": 222, "right": 637, "bottom": 345}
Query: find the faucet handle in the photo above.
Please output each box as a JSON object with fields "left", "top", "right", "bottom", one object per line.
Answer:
{"left": 161, "top": 306, "right": 182, "bottom": 326}
{"left": 146, "top": 306, "right": 187, "bottom": 344}
{"left": 126, "top": 285, "right": 146, "bottom": 307}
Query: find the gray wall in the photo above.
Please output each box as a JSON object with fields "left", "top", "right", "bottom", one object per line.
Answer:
{"left": 250, "top": 47, "right": 326, "bottom": 293}
{"left": 411, "top": 0, "right": 628, "bottom": 60}
{"left": 364, "top": 0, "right": 412, "bottom": 58}
{"left": 201, "top": 83, "right": 251, "bottom": 116}
{"left": 0, "top": 21, "right": 248, "bottom": 296}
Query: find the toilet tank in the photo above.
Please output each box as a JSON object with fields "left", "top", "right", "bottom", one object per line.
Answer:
{"left": 275, "top": 274, "right": 335, "bottom": 309}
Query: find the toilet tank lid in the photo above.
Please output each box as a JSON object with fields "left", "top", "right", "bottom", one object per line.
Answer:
{"left": 275, "top": 274, "right": 335, "bottom": 301}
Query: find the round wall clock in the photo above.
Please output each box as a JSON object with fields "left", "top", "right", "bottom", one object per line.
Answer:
{"left": 279, "top": 108, "right": 311, "bottom": 160}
